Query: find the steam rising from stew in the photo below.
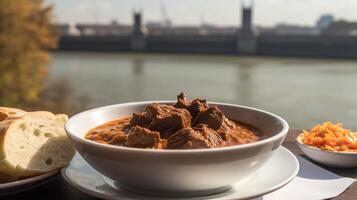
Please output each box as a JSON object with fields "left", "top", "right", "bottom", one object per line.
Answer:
{"left": 86, "top": 92, "right": 260, "bottom": 149}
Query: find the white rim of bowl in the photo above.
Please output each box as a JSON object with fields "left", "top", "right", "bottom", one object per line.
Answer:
{"left": 65, "top": 101, "right": 289, "bottom": 154}
{"left": 296, "top": 135, "right": 357, "bottom": 155}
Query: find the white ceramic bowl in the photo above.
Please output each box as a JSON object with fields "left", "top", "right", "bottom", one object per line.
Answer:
{"left": 65, "top": 101, "right": 289, "bottom": 196}
{"left": 297, "top": 135, "right": 357, "bottom": 168}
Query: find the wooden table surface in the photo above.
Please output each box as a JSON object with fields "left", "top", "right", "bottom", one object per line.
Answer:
{"left": 2, "top": 130, "right": 357, "bottom": 200}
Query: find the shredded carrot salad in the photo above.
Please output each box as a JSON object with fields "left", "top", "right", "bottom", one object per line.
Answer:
{"left": 300, "top": 122, "right": 357, "bottom": 152}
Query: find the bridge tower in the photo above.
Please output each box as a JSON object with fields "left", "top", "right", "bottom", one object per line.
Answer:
{"left": 131, "top": 11, "right": 146, "bottom": 51}
{"left": 237, "top": 3, "right": 257, "bottom": 54}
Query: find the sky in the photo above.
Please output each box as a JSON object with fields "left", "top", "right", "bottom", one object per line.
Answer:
{"left": 45, "top": 0, "right": 357, "bottom": 27}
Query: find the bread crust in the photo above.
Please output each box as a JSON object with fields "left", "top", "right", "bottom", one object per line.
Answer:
{"left": 0, "top": 107, "right": 26, "bottom": 121}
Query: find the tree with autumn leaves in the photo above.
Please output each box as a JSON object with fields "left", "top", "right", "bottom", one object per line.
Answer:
{"left": 0, "top": 0, "right": 58, "bottom": 107}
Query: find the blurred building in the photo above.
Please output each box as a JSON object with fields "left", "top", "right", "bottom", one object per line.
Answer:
{"left": 238, "top": 5, "right": 256, "bottom": 54}
{"left": 316, "top": 14, "right": 334, "bottom": 31}
{"left": 146, "top": 24, "right": 237, "bottom": 36}
{"left": 71, "top": 20, "right": 131, "bottom": 36}
{"left": 322, "top": 20, "right": 357, "bottom": 36}
{"left": 131, "top": 11, "right": 146, "bottom": 51}
{"left": 274, "top": 24, "right": 317, "bottom": 35}
{"left": 57, "top": 23, "right": 80, "bottom": 36}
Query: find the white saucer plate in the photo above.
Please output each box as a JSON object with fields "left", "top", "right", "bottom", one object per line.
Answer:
{"left": 61, "top": 147, "right": 299, "bottom": 200}
{"left": 0, "top": 169, "right": 60, "bottom": 196}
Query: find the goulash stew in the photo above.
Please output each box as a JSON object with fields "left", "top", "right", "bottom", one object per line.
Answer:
{"left": 86, "top": 93, "right": 261, "bottom": 149}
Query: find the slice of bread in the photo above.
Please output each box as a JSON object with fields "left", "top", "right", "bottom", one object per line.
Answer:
{"left": 55, "top": 114, "right": 69, "bottom": 126}
{"left": 0, "top": 107, "right": 27, "bottom": 121}
{"left": 0, "top": 111, "right": 75, "bottom": 178}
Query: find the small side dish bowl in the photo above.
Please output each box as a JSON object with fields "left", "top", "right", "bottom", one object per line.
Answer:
{"left": 65, "top": 101, "right": 289, "bottom": 196}
{"left": 296, "top": 135, "right": 357, "bottom": 168}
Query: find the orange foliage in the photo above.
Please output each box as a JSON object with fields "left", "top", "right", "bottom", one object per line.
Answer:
{"left": 0, "top": 0, "right": 57, "bottom": 106}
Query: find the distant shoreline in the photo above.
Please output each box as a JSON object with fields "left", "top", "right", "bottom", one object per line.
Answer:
{"left": 56, "top": 35, "right": 357, "bottom": 59}
{"left": 51, "top": 50, "right": 357, "bottom": 62}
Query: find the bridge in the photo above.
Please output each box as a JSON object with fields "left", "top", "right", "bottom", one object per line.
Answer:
{"left": 57, "top": 7, "right": 357, "bottom": 59}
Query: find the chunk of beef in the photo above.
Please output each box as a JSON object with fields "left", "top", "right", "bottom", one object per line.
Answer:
{"left": 192, "top": 106, "right": 236, "bottom": 141}
{"left": 126, "top": 126, "right": 161, "bottom": 148}
{"left": 109, "top": 133, "right": 128, "bottom": 145}
{"left": 146, "top": 103, "right": 191, "bottom": 138}
{"left": 166, "top": 128, "right": 211, "bottom": 149}
{"left": 174, "top": 92, "right": 209, "bottom": 117}
{"left": 194, "top": 124, "right": 223, "bottom": 147}
{"left": 192, "top": 106, "right": 224, "bottom": 130}
{"left": 130, "top": 111, "right": 151, "bottom": 128}
{"left": 174, "top": 92, "right": 191, "bottom": 109}
{"left": 217, "top": 118, "right": 236, "bottom": 140}
{"left": 188, "top": 98, "right": 209, "bottom": 117}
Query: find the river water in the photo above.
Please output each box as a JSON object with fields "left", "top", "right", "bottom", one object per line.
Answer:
{"left": 49, "top": 51, "right": 357, "bottom": 130}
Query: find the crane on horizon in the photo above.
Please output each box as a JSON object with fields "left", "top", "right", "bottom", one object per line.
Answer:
{"left": 160, "top": 1, "right": 172, "bottom": 28}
